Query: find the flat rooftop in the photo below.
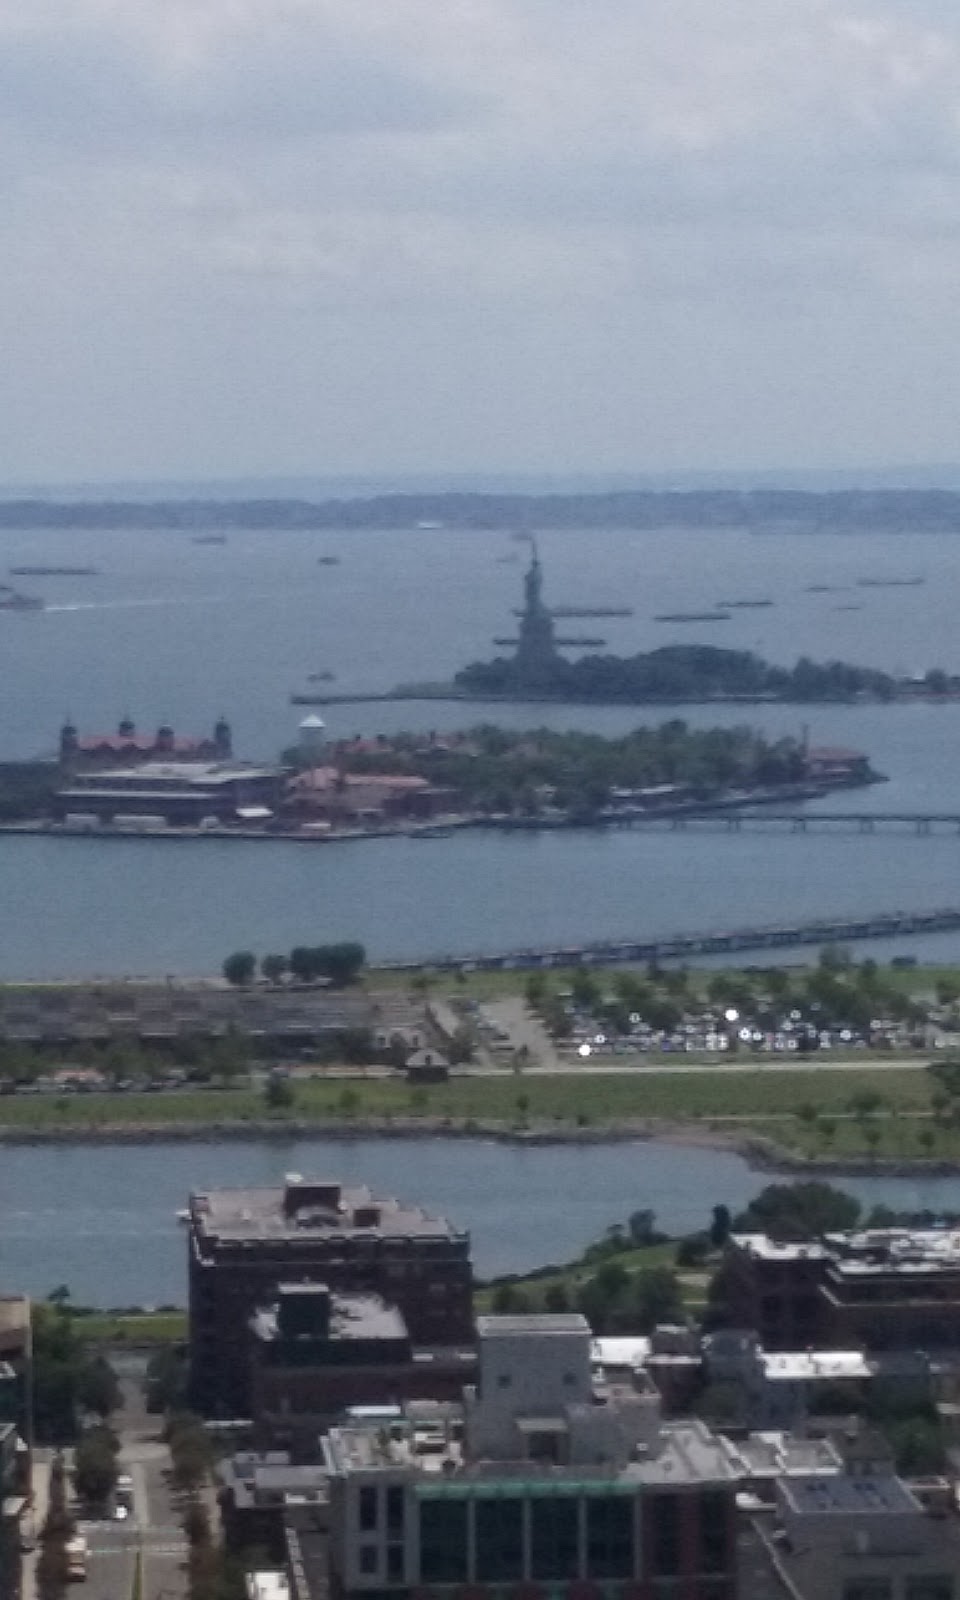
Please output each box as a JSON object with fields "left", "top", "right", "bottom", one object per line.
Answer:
{"left": 722, "top": 1431, "right": 841, "bottom": 1480}
{"left": 476, "top": 1313, "right": 590, "bottom": 1338}
{"left": 191, "top": 1180, "right": 466, "bottom": 1246}
{"left": 760, "top": 1351, "right": 870, "bottom": 1382}
{"left": 780, "top": 1471, "right": 920, "bottom": 1517}
{"left": 731, "top": 1233, "right": 829, "bottom": 1262}
{"left": 325, "top": 1415, "right": 733, "bottom": 1489}
{"left": 735, "top": 1226, "right": 960, "bottom": 1278}
{"left": 592, "top": 1336, "right": 652, "bottom": 1369}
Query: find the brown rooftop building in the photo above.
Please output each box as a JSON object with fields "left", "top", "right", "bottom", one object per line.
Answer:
{"left": 724, "top": 1228, "right": 960, "bottom": 1352}
{"left": 188, "top": 1177, "right": 473, "bottom": 1417}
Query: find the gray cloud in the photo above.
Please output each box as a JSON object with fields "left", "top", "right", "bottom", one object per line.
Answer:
{"left": 0, "top": 0, "right": 960, "bottom": 477}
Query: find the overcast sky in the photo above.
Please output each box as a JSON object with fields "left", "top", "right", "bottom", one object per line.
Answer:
{"left": 3, "top": 0, "right": 960, "bottom": 482}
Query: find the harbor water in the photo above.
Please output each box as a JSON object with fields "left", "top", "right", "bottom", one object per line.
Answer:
{"left": 6, "top": 1134, "right": 960, "bottom": 1306}
{"left": 0, "top": 522, "right": 958, "bottom": 973}
{"left": 0, "top": 521, "right": 959, "bottom": 1299}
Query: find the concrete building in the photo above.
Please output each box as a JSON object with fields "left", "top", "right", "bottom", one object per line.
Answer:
{"left": 188, "top": 1178, "right": 473, "bottom": 1417}
{"left": 322, "top": 1313, "right": 740, "bottom": 1600}
{"left": 0, "top": 1302, "right": 30, "bottom": 1600}
{"left": 0, "top": 1420, "right": 28, "bottom": 1600}
{"left": 56, "top": 758, "right": 285, "bottom": 826}
{"left": 725, "top": 1228, "right": 960, "bottom": 1352}
{"left": 746, "top": 1433, "right": 960, "bottom": 1600}
{"left": 248, "top": 1284, "right": 474, "bottom": 1453}
{"left": 703, "top": 1331, "right": 934, "bottom": 1432}
{"left": 0, "top": 1296, "right": 31, "bottom": 1450}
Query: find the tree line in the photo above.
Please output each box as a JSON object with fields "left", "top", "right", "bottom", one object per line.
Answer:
{"left": 223, "top": 941, "right": 366, "bottom": 987}
{"left": 457, "top": 642, "right": 909, "bottom": 705}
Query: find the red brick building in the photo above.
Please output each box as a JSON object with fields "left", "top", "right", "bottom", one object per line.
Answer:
{"left": 248, "top": 1284, "right": 474, "bottom": 1452}
{"left": 60, "top": 715, "right": 232, "bottom": 768}
{"left": 188, "top": 1178, "right": 473, "bottom": 1417}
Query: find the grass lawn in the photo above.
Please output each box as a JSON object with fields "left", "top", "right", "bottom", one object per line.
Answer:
{"left": 475, "top": 1238, "right": 712, "bottom": 1318}
{"left": 370, "top": 961, "right": 960, "bottom": 1002}
{"left": 75, "top": 1309, "right": 187, "bottom": 1342}
{"left": 0, "top": 1062, "right": 952, "bottom": 1170}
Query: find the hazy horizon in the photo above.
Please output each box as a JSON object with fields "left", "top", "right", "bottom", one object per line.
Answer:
{"left": 8, "top": 464, "right": 960, "bottom": 503}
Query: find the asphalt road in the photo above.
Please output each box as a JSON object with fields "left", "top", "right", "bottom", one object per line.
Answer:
{"left": 85, "top": 1372, "right": 189, "bottom": 1600}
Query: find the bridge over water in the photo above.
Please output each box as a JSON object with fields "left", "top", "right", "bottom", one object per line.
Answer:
{"left": 378, "top": 906, "right": 960, "bottom": 973}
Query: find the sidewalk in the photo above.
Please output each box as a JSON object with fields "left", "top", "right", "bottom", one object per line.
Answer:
{"left": 20, "top": 1451, "right": 51, "bottom": 1600}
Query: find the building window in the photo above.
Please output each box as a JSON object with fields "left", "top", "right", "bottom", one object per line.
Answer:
{"left": 475, "top": 1495, "right": 525, "bottom": 1582}
{"left": 586, "top": 1494, "right": 634, "bottom": 1580}
{"left": 387, "top": 1544, "right": 405, "bottom": 1583}
{"left": 386, "top": 1486, "right": 405, "bottom": 1536}
{"left": 905, "top": 1582, "right": 954, "bottom": 1600}
{"left": 419, "top": 1498, "right": 469, "bottom": 1585}
{"left": 698, "top": 1491, "right": 730, "bottom": 1574}
{"left": 497, "top": 1373, "right": 511, "bottom": 1389}
{"left": 359, "top": 1546, "right": 378, "bottom": 1576}
{"left": 842, "top": 1583, "right": 892, "bottom": 1600}
{"left": 649, "top": 1494, "right": 682, "bottom": 1579}
{"left": 529, "top": 1494, "right": 579, "bottom": 1581}
{"left": 359, "top": 1486, "right": 378, "bottom": 1533}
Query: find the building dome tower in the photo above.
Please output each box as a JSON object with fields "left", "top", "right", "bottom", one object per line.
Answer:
{"left": 214, "top": 716, "right": 233, "bottom": 759}
{"left": 59, "top": 717, "right": 78, "bottom": 766}
{"left": 298, "top": 714, "right": 327, "bottom": 764}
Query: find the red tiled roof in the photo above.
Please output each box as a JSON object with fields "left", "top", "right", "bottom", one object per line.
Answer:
{"left": 289, "top": 767, "right": 429, "bottom": 793}
{"left": 76, "top": 734, "right": 212, "bottom": 753}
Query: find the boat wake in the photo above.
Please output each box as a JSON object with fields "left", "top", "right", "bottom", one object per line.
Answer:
{"left": 43, "top": 591, "right": 297, "bottom": 613}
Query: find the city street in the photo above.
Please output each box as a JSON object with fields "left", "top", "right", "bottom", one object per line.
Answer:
{"left": 78, "top": 1367, "right": 189, "bottom": 1600}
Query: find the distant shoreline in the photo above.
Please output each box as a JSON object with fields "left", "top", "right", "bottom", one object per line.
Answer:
{"left": 0, "top": 1111, "right": 955, "bottom": 1179}
{"left": 3, "top": 485, "right": 960, "bottom": 533}
{"left": 293, "top": 685, "right": 960, "bottom": 708}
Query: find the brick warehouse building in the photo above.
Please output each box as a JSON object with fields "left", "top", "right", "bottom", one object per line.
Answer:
{"left": 723, "top": 1227, "right": 960, "bottom": 1352}
{"left": 188, "top": 1178, "right": 473, "bottom": 1416}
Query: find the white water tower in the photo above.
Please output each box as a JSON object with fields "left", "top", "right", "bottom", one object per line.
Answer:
{"left": 298, "top": 713, "right": 327, "bottom": 763}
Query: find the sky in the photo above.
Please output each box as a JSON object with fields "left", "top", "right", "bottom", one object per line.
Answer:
{"left": 3, "top": 0, "right": 960, "bottom": 483}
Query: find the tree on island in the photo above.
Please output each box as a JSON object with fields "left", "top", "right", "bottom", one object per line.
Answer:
{"left": 222, "top": 950, "right": 256, "bottom": 988}
{"left": 261, "top": 952, "right": 289, "bottom": 985}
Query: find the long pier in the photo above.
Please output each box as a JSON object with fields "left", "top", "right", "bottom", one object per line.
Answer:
{"left": 377, "top": 907, "right": 960, "bottom": 973}
{"left": 597, "top": 811, "right": 960, "bottom": 836}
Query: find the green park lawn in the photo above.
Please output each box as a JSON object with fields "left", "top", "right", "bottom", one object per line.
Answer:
{"left": 0, "top": 1063, "right": 948, "bottom": 1165}
{"left": 75, "top": 1308, "right": 188, "bottom": 1343}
